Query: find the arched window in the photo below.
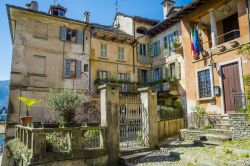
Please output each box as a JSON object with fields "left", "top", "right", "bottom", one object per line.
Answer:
{"left": 136, "top": 27, "right": 147, "bottom": 35}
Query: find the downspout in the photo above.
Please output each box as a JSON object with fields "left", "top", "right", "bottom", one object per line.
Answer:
{"left": 62, "top": 41, "right": 65, "bottom": 88}
{"left": 133, "top": 20, "right": 136, "bottom": 73}
{"left": 89, "top": 26, "right": 92, "bottom": 92}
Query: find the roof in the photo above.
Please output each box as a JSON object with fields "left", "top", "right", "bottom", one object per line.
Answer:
{"left": 148, "top": 0, "right": 212, "bottom": 36}
{"left": 115, "top": 12, "right": 160, "bottom": 25}
{"left": 6, "top": 4, "right": 134, "bottom": 43}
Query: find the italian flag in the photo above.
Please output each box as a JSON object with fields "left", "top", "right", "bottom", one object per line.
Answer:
{"left": 190, "top": 26, "right": 200, "bottom": 60}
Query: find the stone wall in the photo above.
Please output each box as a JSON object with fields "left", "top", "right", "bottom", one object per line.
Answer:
{"left": 229, "top": 113, "right": 250, "bottom": 140}
{"left": 179, "top": 129, "right": 205, "bottom": 141}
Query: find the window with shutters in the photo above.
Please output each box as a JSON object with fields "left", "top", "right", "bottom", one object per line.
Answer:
{"left": 196, "top": 68, "right": 213, "bottom": 99}
{"left": 169, "top": 31, "right": 179, "bottom": 52}
{"left": 64, "top": 59, "right": 82, "bottom": 79}
{"left": 99, "top": 71, "right": 108, "bottom": 79}
{"left": 118, "top": 73, "right": 127, "bottom": 81}
{"left": 60, "top": 26, "right": 83, "bottom": 44}
{"left": 100, "top": 44, "right": 108, "bottom": 58}
{"left": 163, "top": 36, "right": 169, "bottom": 56}
{"left": 118, "top": 47, "right": 124, "bottom": 60}
{"left": 140, "top": 44, "right": 146, "bottom": 56}
{"left": 152, "top": 41, "right": 160, "bottom": 57}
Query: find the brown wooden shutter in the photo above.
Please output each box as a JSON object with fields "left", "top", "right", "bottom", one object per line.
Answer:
{"left": 76, "top": 30, "right": 83, "bottom": 44}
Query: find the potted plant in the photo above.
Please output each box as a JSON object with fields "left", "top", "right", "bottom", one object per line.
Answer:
{"left": 173, "top": 39, "right": 182, "bottom": 52}
{"left": 17, "top": 97, "right": 42, "bottom": 126}
{"left": 229, "top": 41, "right": 239, "bottom": 48}
{"left": 74, "top": 101, "right": 100, "bottom": 126}
{"left": 201, "top": 50, "right": 209, "bottom": 58}
{"left": 45, "top": 89, "right": 82, "bottom": 127}
{"left": 217, "top": 45, "right": 226, "bottom": 52}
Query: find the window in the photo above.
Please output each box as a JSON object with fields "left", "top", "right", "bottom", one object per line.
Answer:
{"left": 118, "top": 73, "right": 127, "bottom": 81}
{"left": 154, "top": 68, "right": 160, "bottom": 81}
{"left": 101, "top": 44, "right": 108, "bottom": 58}
{"left": 163, "top": 36, "right": 169, "bottom": 56}
{"left": 64, "top": 59, "right": 82, "bottom": 78}
{"left": 197, "top": 68, "right": 213, "bottom": 99}
{"left": 60, "top": 26, "right": 83, "bottom": 44}
{"left": 118, "top": 47, "right": 124, "bottom": 60}
{"left": 140, "top": 44, "right": 146, "bottom": 56}
{"left": 136, "top": 27, "right": 147, "bottom": 35}
{"left": 170, "top": 63, "right": 176, "bottom": 78}
{"left": 153, "top": 41, "right": 160, "bottom": 56}
{"left": 99, "top": 71, "right": 108, "bottom": 79}
{"left": 168, "top": 31, "right": 178, "bottom": 52}
{"left": 84, "top": 64, "right": 88, "bottom": 72}
{"left": 34, "top": 21, "right": 48, "bottom": 38}
{"left": 222, "top": 13, "right": 240, "bottom": 43}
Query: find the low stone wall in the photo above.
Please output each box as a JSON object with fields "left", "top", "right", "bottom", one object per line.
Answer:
{"left": 229, "top": 113, "right": 250, "bottom": 140}
{"left": 179, "top": 129, "right": 205, "bottom": 141}
{"left": 158, "top": 118, "right": 184, "bottom": 140}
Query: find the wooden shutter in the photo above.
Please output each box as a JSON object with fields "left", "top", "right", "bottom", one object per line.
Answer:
{"left": 97, "top": 70, "right": 100, "bottom": 79}
{"left": 159, "top": 67, "right": 163, "bottom": 79}
{"left": 147, "top": 70, "right": 152, "bottom": 83}
{"left": 76, "top": 30, "right": 83, "bottom": 44}
{"left": 163, "top": 66, "right": 168, "bottom": 79}
{"left": 64, "top": 59, "right": 71, "bottom": 78}
{"left": 164, "top": 36, "right": 169, "bottom": 57}
{"left": 148, "top": 43, "right": 153, "bottom": 57}
{"left": 137, "top": 43, "right": 140, "bottom": 62}
{"left": 107, "top": 71, "right": 112, "bottom": 79}
{"left": 157, "top": 40, "right": 161, "bottom": 55}
{"left": 75, "top": 60, "right": 82, "bottom": 78}
{"left": 175, "top": 61, "right": 181, "bottom": 80}
{"left": 60, "top": 26, "right": 67, "bottom": 41}
{"left": 137, "top": 69, "right": 142, "bottom": 82}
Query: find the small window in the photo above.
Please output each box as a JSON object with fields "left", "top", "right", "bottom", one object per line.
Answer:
{"left": 84, "top": 64, "right": 88, "bottom": 72}
{"left": 60, "top": 26, "right": 83, "bottom": 44}
{"left": 136, "top": 27, "right": 147, "bottom": 35}
{"left": 66, "top": 29, "right": 77, "bottom": 42}
{"left": 197, "top": 68, "right": 213, "bottom": 99}
{"left": 153, "top": 41, "right": 160, "bottom": 56}
{"left": 64, "top": 59, "right": 82, "bottom": 78}
{"left": 140, "top": 44, "right": 146, "bottom": 56}
{"left": 100, "top": 44, "right": 108, "bottom": 58}
{"left": 99, "top": 71, "right": 108, "bottom": 79}
{"left": 118, "top": 47, "right": 124, "bottom": 60}
{"left": 170, "top": 63, "right": 176, "bottom": 78}
{"left": 154, "top": 68, "right": 160, "bottom": 81}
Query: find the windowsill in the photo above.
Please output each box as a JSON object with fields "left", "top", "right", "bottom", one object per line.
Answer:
{"left": 116, "top": 60, "right": 126, "bottom": 63}
{"left": 98, "top": 57, "right": 109, "bottom": 60}
{"left": 64, "top": 41, "right": 82, "bottom": 45}
{"left": 28, "top": 73, "right": 47, "bottom": 77}
{"left": 197, "top": 97, "right": 214, "bottom": 102}
{"left": 64, "top": 77, "right": 81, "bottom": 80}
{"left": 33, "top": 36, "right": 48, "bottom": 40}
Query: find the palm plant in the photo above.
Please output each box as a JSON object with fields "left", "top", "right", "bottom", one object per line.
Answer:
{"left": 17, "top": 97, "right": 42, "bottom": 116}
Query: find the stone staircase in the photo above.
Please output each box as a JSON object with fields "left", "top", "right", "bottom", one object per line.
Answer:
{"left": 194, "top": 117, "right": 232, "bottom": 146}
{"left": 119, "top": 151, "right": 153, "bottom": 166}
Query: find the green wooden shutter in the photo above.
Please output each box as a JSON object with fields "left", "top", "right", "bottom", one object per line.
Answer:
{"left": 175, "top": 61, "right": 181, "bottom": 80}
{"left": 159, "top": 67, "right": 163, "bottom": 79}
{"left": 64, "top": 59, "right": 71, "bottom": 78}
{"left": 137, "top": 43, "right": 140, "bottom": 62}
{"left": 137, "top": 68, "right": 142, "bottom": 83}
{"left": 148, "top": 43, "right": 153, "bottom": 57}
{"left": 164, "top": 36, "right": 169, "bottom": 57}
{"left": 157, "top": 40, "right": 161, "bottom": 56}
{"left": 60, "top": 26, "right": 67, "bottom": 41}
{"left": 75, "top": 60, "right": 82, "bottom": 78}
{"left": 76, "top": 30, "right": 83, "bottom": 44}
{"left": 147, "top": 70, "right": 152, "bottom": 83}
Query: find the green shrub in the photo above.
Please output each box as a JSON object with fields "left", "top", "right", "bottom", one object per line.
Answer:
{"left": 192, "top": 105, "right": 206, "bottom": 128}
{"left": 46, "top": 132, "right": 69, "bottom": 152}
{"left": 45, "top": 89, "right": 83, "bottom": 122}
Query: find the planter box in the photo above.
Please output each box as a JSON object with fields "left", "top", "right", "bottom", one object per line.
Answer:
{"left": 42, "top": 123, "right": 60, "bottom": 128}
{"left": 28, "top": 122, "right": 42, "bottom": 128}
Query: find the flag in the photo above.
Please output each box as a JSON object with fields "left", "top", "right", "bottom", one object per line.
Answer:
{"left": 190, "top": 26, "right": 200, "bottom": 60}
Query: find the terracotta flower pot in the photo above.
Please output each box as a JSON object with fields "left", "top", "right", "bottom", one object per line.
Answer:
{"left": 20, "top": 116, "right": 33, "bottom": 126}
{"left": 218, "top": 45, "right": 226, "bottom": 52}
{"left": 201, "top": 50, "right": 209, "bottom": 57}
{"left": 229, "top": 41, "right": 239, "bottom": 48}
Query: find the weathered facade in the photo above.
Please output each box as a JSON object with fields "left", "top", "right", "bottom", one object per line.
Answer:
{"left": 179, "top": 0, "right": 250, "bottom": 126}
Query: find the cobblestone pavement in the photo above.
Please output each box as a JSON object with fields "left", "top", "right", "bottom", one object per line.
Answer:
{"left": 133, "top": 140, "right": 250, "bottom": 166}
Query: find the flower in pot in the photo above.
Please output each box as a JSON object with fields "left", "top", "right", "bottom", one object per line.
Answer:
{"left": 217, "top": 45, "right": 226, "bottom": 52}
{"left": 17, "top": 97, "right": 42, "bottom": 126}
{"left": 229, "top": 41, "right": 239, "bottom": 48}
{"left": 45, "top": 89, "right": 83, "bottom": 126}
{"left": 173, "top": 39, "right": 182, "bottom": 50}
{"left": 201, "top": 50, "right": 209, "bottom": 58}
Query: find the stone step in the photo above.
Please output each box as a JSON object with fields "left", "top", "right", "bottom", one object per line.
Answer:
{"left": 213, "top": 124, "right": 230, "bottom": 130}
{"left": 199, "top": 134, "right": 231, "bottom": 143}
{"left": 206, "top": 129, "right": 231, "bottom": 137}
{"left": 119, "top": 151, "right": 153, "bottom": 166}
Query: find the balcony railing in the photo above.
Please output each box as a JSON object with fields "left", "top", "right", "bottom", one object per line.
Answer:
{"left": 202, "top": 29, "right": 240, "bottom": 50}
{"left": 138, "top": 55, "right": 152, "bottom": 64}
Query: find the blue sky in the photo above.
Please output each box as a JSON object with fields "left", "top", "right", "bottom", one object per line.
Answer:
{"left": 0, "top": 0, "right": 191, "bottom": 81}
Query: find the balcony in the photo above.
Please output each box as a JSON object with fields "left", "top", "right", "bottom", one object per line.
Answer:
{"left": 138, "top": 55, "right": 152, "bottom": 64}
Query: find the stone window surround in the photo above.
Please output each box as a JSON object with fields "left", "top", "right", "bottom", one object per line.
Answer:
{"left": 195, "top": 66, "right": 214, "bottom": 101}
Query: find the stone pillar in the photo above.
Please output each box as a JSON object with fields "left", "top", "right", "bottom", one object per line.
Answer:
{"left": 209, "top": 8, "right": 218, "bottom": 47}
{"left": 99, "top": 84, "right": 120, "bottom": 165}
{"left": 31, "top": 130, "right": 46, "bottom": 156}
{"left": 138, "top": 87, "right": 158, "bottom": 149}
{"left": 70, "top": 128, "right": 82, "bottom": 152}
{"left": 229, "top": 113, "right": 250, "bottom": 140}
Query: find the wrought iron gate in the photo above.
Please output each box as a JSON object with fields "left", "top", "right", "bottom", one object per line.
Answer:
{"left": 119, "top": 92, "right": 148, "bottom": 149}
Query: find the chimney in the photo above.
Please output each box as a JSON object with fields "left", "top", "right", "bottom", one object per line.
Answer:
{"left": 84, "top": 11, "right": 90, "bottom": 23}
{"left": 162, "top": 0, "right": 175, "bottom": 19}
{"left": 26, "top": 1, "right": 39, "bottom": 11}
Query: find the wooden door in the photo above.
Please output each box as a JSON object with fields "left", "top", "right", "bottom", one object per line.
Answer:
{"left": 221, "top": 62, "right": 241, "bottom": 113}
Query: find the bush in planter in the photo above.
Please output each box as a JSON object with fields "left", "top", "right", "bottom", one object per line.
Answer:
{"left": 74, "top": 101, "right": 100, "bottom": 126}
{"left": 191, "top": 105, "right": 206, "bottom": 128}
{"left": 45, "top": 89, "right": 82, "bottom": 123}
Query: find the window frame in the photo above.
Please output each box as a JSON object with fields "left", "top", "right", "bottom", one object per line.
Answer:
{"left": 196, "top": 67, "right": 214, "bottom": 100}
{"left": 152, "top": 41, "right": 160, "bottom": 57}
{"left": 100, "top": 43, "right": 108, "bottom": 58}
{"left": 140, "top": 44, "right": 147, "bottom": 56}
{"left": 99, "top": 71, "right": 108, "bottom": 79}
{"left": 118, "top": 47, "right": 125, "bottom": 61}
